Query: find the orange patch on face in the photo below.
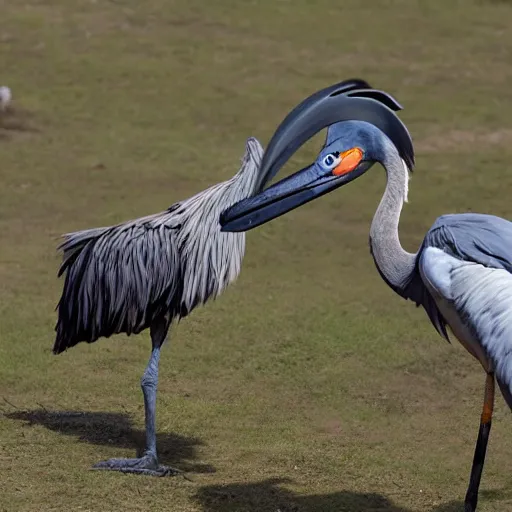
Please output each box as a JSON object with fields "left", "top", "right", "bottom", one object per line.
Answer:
{"left": 332, "top": 148, "right": 363, "bottom": 176}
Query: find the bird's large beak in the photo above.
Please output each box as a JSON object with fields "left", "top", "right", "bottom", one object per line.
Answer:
{"left": 250, "top": 81, "right": 406, "bottom": 193}
{"left": 219, "top": 80, "right": 411, "bottom": 232}
{"left": 219, "top": 159, "right": 372, "bottom": 232}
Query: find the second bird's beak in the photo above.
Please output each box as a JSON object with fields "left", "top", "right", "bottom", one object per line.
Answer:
{"left": 219, "top": 159, "right": 372, "bottom": 232}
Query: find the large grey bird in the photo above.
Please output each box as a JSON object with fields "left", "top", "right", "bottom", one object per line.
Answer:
{"left": 55, "top": 77, "right": 404, "bottom": 477}
{"left": 220, "top": 83, "right": 512, "bottom": 511}
{"left": 54, "top": 78, "right": 386, "bottom": 477}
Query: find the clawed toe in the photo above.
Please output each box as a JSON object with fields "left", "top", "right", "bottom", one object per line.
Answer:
{"left": 91, "top": 455, "right": 181, "bottom": 477}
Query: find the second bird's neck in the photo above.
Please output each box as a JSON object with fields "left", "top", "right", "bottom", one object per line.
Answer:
{"left": 368, "top": 149, "right": 417, "bottom": 294}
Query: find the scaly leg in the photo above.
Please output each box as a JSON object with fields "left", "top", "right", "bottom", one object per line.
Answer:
{"left": 93, "top": 320, "right": 179, "bottom": 476}
{"left": 464, "top": 372, "right": 495, "bottom": 511}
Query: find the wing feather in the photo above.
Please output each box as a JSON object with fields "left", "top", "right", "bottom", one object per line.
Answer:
{"left": 405, "top": 213, "right": 512, "bottom": 343}
{"left": 424, "top": 213, "right": 512, "bottom": 272}
{"left": 54, "top": 221, "right": 181, "bottom": 354}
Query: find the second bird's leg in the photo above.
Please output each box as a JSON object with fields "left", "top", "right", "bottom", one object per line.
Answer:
{"left": 464, "top": 372, "right": 495, "bottom": 512}
{"left": 93, "top": 322, "right": 180, "bottom": 477}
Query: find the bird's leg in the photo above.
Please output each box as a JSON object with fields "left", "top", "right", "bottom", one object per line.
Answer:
{"left": 140, "top": 342, "right": 161, "bottom": 459}
{"left": 464, "top": 372, "right": 495, "bottom": 512}
{"left": 93, "top": 321, "right": 180, "bottom": 477}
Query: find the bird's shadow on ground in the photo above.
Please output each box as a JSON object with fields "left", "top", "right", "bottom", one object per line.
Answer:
{"left": 4, "top": 408, "right": 215, "bottom": 474}
{"left": 196, "top": 478, "right": 408, "bottom": 512}
{"left": 195, "top": 478, "right": 510, "bottom": 512}
{"left": 4, "top": 410, "right": 510, "bottom": 510}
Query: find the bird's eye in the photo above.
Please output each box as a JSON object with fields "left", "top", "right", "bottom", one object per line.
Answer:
{"left": 321, "top": 153, "right": 341, "bottom": 170}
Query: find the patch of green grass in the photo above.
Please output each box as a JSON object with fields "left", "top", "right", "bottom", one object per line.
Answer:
{"left": 2, "top": 0, "right": 512, "bottom": 510}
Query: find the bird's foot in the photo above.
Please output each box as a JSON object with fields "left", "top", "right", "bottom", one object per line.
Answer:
{"left": 91, "top": 453, "right": 181, "bottom": 477}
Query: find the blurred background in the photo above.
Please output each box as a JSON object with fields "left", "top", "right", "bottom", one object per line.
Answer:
{"left": 1, "top": 0, "right": 512, "bottom": 510}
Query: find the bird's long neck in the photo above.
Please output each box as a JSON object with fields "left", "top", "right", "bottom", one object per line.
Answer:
{"left": 369, "top": 146, "right": 417, "bottom": 294}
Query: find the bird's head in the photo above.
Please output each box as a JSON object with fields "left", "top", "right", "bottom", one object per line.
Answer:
{"left": 219, "top": 81, "right": 414, "bottom": 232}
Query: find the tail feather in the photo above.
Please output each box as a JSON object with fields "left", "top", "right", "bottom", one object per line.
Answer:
{"left": 54, "top": 227, "right": 111, "bottom": 354}
{"left": 54, "top": 220, "right": 181, "bottom": 355}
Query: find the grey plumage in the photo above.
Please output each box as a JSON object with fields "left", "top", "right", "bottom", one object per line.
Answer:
{"left": 403, "top": 213, "right": 512, "bottom": 345}
{"left": 54, "top": 136, "right": 263, "bottom": 476}
{"left": 422, "top": 212, "right": 512, "bottom": 274}
{"left": 55, "top": 137, "right": 263, "bottom": 353}
{"left": 417, "top": 215, "right": 512, "bottom": 380}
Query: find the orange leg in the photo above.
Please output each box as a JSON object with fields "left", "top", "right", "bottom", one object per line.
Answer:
{"left": 464, "top": 372, "right": 495, "bottom": 512}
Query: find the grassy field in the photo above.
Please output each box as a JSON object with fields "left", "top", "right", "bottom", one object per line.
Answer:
{"left": 2, "top": 0, "right": 512, "bottom": 510}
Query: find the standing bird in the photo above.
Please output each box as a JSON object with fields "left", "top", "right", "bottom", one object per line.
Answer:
{"left": 54, "top": 78, "right": 376, "bottom": 477}
{"left": 220, "top": 82, "right": 512, "bottom": 511}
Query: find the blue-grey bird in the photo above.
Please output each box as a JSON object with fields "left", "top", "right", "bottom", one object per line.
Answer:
{"left": 53, "top": 78, "right": 377, "bottom": 477}
{"left": 220, "top": 83, "right": 512, "bottom": 511}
